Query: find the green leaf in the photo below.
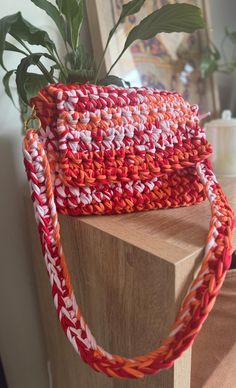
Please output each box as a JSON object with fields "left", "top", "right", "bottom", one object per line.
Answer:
{"left": 30, "top": 0, "right": 67, "bottom": 41}
{"left": 0, "top": 13, "right": 19, "bottom": 69}
{"left": 2, "top": 69, "right": 16, "bottom": 105}
{"left": 98, "top": 75, "right": 130, "bottom": 87}
{"left": 49, "top": 63, "right": 59, "bottom": 78}
{"left": 109, "top": 0, "right": 145, "bottom": 42}
{"left": 55, "top": 0, "right": 63, "bottom": 12}
{"left": 0, "top": 12, "right": 56, "bottom": 68}
{"left": 200, "top": 41, "right": 221, "bottom": 79}
{"left": 24, "top": 73, "right": 48, "bottom": 100}
{"left": 19, "top": 97, "right": 32, "bottom": 130}
{"left": 124, "top": 3, "right": 205, "bottom": 50}
{"left": 58, "top": 70, "right": 66, "bottom": 83}
{"left": 95, "top": 0, "right": 145, "bottom": 83}
{"left": 225, "top": 26, "right": 230, "bottom": 36}
{"left": 119, "top": 0, "right": 146, "bottom": 21}
{"left": 56, "top": 0, "right": 83, "bottom": 49}
{"left": 5, "top": 41, "right": 27, "bottom": 55}
{"left": 15, "top": 53, "right": 50, "bottom": 104}
{"left": 10, "top": 13, "right": 56, "bottom": 50}
{"left": 224, "top": 27, "right": 236, "bottom": 44}
{"left": 19, "top": 72, "right": 47, "bottom": 131}
{"left": 107, "top": 3, "right": 205, "bottom": 76}
{"left": 210, "top": 41, "right": 220, "bottom": 61}
{"left": 200, "top": 48, "right": 218, "bottom": 78}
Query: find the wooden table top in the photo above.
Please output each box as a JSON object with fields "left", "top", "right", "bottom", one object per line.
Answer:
{"left": 70, "top": 178, "right": 236, "bottom": 265}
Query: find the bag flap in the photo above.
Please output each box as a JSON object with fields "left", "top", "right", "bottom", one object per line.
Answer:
{"left": 31, "top": 83, "right": 212, "bottom": 187}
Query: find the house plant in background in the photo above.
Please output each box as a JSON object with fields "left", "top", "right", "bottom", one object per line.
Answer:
{"left": 0, "top": 0, "right": 234, "bottom": 381}
{"left": 200, "top": 28, "right": 236, "bottom": 177}
{"left": 1, "top": 0, "right": 205, "bottom": 116}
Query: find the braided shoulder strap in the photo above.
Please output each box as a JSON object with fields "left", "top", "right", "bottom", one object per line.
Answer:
{"left": 23, "top": 129, "right": 234, "bottom": 379}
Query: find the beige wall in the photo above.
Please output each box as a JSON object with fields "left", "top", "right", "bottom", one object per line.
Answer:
{"left": 0, "top": 2, "right": 59, "bottom": 388}
{"left": 209, "top": 0, "right": 236, "bottom": 114}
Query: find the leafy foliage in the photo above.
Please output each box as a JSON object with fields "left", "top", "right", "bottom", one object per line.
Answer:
{"left": 200, "top": 45, "right": 219, "bottom": 78}
{"left": 31, "top": 0, "right": 67, "bottom": 41}
{"left": 0, "top": 0, "right": 205, "bottom": 111}
{"left": 99, "top": 75, "right": 130, "bottom": 87}
{"left": 225, "top": 26, "right": 236, "bottom": 44}
{"left": 15, "top": 53, "right": 51, "bottom": 104}
{"left": 200, "top": 28, "right": 236, "bottom": 78}
{"left": 3, "top": 69, "right": 16, "bottom": 105}
{"left": 108, "top": 3, "right": 205, "bottom": 75}
{"left": 109, "top": 0, "right": 146, "bottom": 39}
{"left": 0, "top": 11, "right": 55, "bottom": 69}
{"left": 56, "top": 0, "right": 84, "bottom": 50}
{"left": 126, "top": 3, "right": 204, "bottom": 43}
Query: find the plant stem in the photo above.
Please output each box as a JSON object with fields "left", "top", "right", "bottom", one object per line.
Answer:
{"left": 47, "top": 46, "right": 68, "bottom": 81}
{"left": 56, "top": 5, "right": 70, "bottom": 56}
{"left": 221, "top": 34, "right": 228, "bottom": 64}
{"left": 13, "top": 36, "right": 55, "bottom": 83}
{"left": 231, "top": 44, "right": 236, "bottom": 62}
{"left": 94, "top": 19, "right": 121, "bottom": 83}
{"left": 94, "top": 38, "right": 111, "bottom": 83}
{"left": 106, "top": 48, "right": 126, "bottom": 77}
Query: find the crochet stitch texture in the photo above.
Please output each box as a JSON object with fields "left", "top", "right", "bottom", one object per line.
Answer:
{"left": 23, "top": 83, "right": 234, "bottom": 379}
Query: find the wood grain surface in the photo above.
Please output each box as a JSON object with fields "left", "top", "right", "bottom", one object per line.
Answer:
{"left": 26, "top": 178, "right": 235, "bottom": 388}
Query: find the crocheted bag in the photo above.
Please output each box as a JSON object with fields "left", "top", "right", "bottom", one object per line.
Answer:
{"left": 23, "top": 83, "right": 234, "bottom": 379}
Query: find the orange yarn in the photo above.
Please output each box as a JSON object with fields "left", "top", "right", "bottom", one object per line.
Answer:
{"left": 23, "top": 83, "right": 234, "bottom": 379}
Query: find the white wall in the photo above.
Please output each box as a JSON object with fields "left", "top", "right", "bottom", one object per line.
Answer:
{"left": 209, "top": 0, "right": 236, "bottom": 114}
{"left": 0, "top": 2, "right": 60, "bottom": 388}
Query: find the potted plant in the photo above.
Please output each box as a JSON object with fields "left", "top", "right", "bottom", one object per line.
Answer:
{"left": 0, "top": 0, "right": 205, "bottom": 121}
{"left": 200, "top": 27, "right": 236, "bottom": 79}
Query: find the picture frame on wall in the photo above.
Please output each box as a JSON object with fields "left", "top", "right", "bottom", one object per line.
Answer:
{"left": 86, "top": 0, "right": 220, "bottom": 117}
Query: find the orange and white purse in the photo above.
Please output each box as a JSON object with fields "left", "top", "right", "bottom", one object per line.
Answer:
{"left": 23, "top": 83, "right": 234, "bottom": 379}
